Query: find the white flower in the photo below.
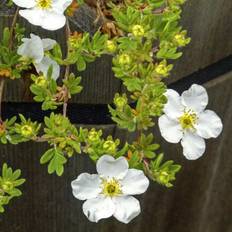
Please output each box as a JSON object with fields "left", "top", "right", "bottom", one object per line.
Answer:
{"left": 71, "top": 155, "right": 149, "bottom": 224}
{"left": 17, "top": 33, "right": 60, "bottom": 80}
{"left": 158, "top": 84, "right": 223, "bottom": 160}
{"left": 12, "top": 0, "right": 72, "bottom": 30}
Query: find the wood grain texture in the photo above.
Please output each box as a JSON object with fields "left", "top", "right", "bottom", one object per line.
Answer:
{"left": 1, "top": 1, "right": 232, "bottom": 103}
{"left": 0, "top": 72, "right": 231, "bottom": 232}
{"left": 171, "top": 0, "right": 232, "bottom": 83}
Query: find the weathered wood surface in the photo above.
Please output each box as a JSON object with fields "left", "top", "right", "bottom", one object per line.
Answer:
{"left": 172, "top": 0, "right": 232, "bottom": 82}
{"left": 1, "top": 1, "right": 232, "bottom": 103}
{"left": 0, "top": 72, "right": 231, "bottom": 232}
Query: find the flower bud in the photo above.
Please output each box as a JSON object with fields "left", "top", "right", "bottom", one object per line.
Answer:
{"left": 132, "top": 25, "right": 145, "bottom": 37}
{"left": 88, "top": 129, "right": 100, "bottom": 143}
{"left": 118, "top": 54, "right": 132, "bottom": 66}
{"left": 173, "top": 31, "right": 190, "bottom": 47}
{"left": 106, "top": 40, "right": 117, "bottom": 53}
{"left": 2, "top": 181, "right": 14, "bottom": 191}
{"left": 65, "top": 147, "right": 74, "bottom": 157}
{"left": 114, "top": 94, "right": 127, "bottom": 109}
{"left": 155, "top": 60, "right": 172, "bottom": 77}
{"left": 21, "top": 125, "right": 33, "bottom": 137}
{"left": 155, "top": 63, "right": 169, "bottom": 76}
{"left": 103, "top": 140, "right": 116, "bottom": 153}
{"left": 35, "top": 75, "right": 47, "bottom": 87}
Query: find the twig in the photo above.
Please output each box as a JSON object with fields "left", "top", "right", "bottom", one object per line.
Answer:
{"left": 9, "top": 7, "right": 20, "bottom": 50}
{"left": 63, "top": 19, "right": 71, "bottom": 117}
{"left": 143, "top": 159, "right": 154, "bottom": 180}
{"left": 0, "top": 79, "right": 5, "bottom": 119}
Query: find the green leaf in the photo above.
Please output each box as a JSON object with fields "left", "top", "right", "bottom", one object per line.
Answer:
{"left": 40, "top": 148, "right": 55, "bottom": 164}
{"left": 47, "top": 149, "right": 67, "bottom": 176}
{"left": 76, "top": 55, "right": 86, "bottom": 71}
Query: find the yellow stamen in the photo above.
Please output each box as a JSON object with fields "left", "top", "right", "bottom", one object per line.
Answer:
{"left": 179, "top": 110, "right": 197, "bottom": 130}
{"left": 101, "top": 178, "right": 122, "bottom": 197}
{"left": 36, "top": 0, "right": 52, "bottom": 9}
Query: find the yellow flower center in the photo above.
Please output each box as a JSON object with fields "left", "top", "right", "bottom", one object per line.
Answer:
{"left": 36, "top": 0, "right": 52, "bottom": 9}
{"left": 179, "top": 111, "right": 197, "bottom": 130}
{"left": 101, "top": 178, "right": 122, "bottom": 197}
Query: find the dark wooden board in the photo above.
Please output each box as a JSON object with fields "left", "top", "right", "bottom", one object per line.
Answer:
{"left": 0, "top": 72, "right": 231, "bottom": 232}
{"left": 171, "top": 0, "right": 232, "bottom": 83}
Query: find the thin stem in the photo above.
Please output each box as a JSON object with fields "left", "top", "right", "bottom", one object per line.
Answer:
{"left": 0, "top": 80, "right": 5, "bottom": 120}
{"left": 63, "top": 19, "right": 71, "bottom": 117}
{"left": 143, "top": 159, "right": 154, "bottom": 180}
{"left": 9, "top": 7, "right": 20, "bottom": 50}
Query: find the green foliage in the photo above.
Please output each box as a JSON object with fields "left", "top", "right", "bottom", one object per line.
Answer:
{"left": 109, "top": 104, "right": 137, "bottom": 132}
{"left": 40, "top": 115, "right": 129, "bottom": 175}
{"left": 109, "top": 0, "right": 189, "bottom": 136}
{"left": 30, "top": 74, "right": 61, "bottom": 110}
{"left": 30, "top": 72, "right": 83, "bottom": 111}
{"left": 0, "top": 0, "right": 190, "bottom": 193}
{"left": 50, "top": 31, "right": 108, "bottom": 72}
{"left": 150, "top": 154, "right": 181, "bottom": 187}
{"left": 0, "top": 163, "right": 25, "bottom": 213}
{"left": 109, "top": 82, "right": 167, "bottom": 131}
{"left": 0, "top": 25, "right": 27, "bottom": 79}
{"left": 0, "top": 115, "right": 41, "bottom": 145}
{"left": 40, "top": 148, "right": 67, "bottom": 176}
{"left": 39, "top": 113, "right": 81, "bottom": 175}
{"left": 13, "top": 114, "right": 41, "bottom": 143}
{"left": 0, "top": 116, "right": 17, "bottom": 144}
{"left": 81, "top": 128, "right": 127, "bottom": 161}
{"left": 43, "top": 113, "right": 81, "bottom": 156}
{"left": 63, "top": 73, "right": 83, "bottom": 95}
{"left": 133, "top": 133, "right": 160, "bottom": 159}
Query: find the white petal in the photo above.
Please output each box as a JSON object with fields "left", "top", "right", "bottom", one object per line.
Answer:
{"left": 19, "top": 9, "right": 44, "bottom": 27}
{"left": 158, "top": 115, "right": 183, "bottom": 143}
{"left": 121, "top": 169, "right": 149, "bottom": 195}
{"left": 12, "top": 0, "right": 36, "bottom": 8}
{"left": 17, "top": 34, "right": 44, "bottom": 63}
{"left": 164, "top": 89, "right": 184, "bottom": 119}
{"left": 113, "top": 196, "right": 141, "bottom": 224}
{"left": 181, "top": 84, "right": 208, "bottom": 113}
{"left": 34, "top": 56, "right": 60, "bottom": 80}
{"left": 42, "top": 38, "right": 57, "bottom": 51}
{"left": 71, "top": 173, "right": 102, "bottom": 200}
{"left": 97, "top": 155, "right": 129, "bottom": 179}
{"left": 195, "top": 110, "right": 223, "bottom": 139}
{"left": 83, "top": 197, "right": 115, "bottom": 223}
{"left": 19, "top": 9, "right": 66, "bottom": 31}
{"left": 52, "top": 0, "right": 73, "bottom": 14}
{"left": 40, "top": 12, "right": 66, "bottom": 31}
{"left": 181, "top": 132, "right": 206, "bottom": 160}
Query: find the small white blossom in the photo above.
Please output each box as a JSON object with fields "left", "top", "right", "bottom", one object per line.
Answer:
{"left": 17, "top": 34, "right": 60, "bottom": 80}
{"left": 12, "top": 0, "right": 72, "bottom": 30}
{"left": 158, "top": 84, "right": 223, "bottom": 160}
{"left": 71, "top": 155, "right": 149, "bottom": 224}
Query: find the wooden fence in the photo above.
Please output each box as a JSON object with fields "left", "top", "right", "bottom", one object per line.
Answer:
{"left": 0, "top": 1, "right": 232, "bottom": 231}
